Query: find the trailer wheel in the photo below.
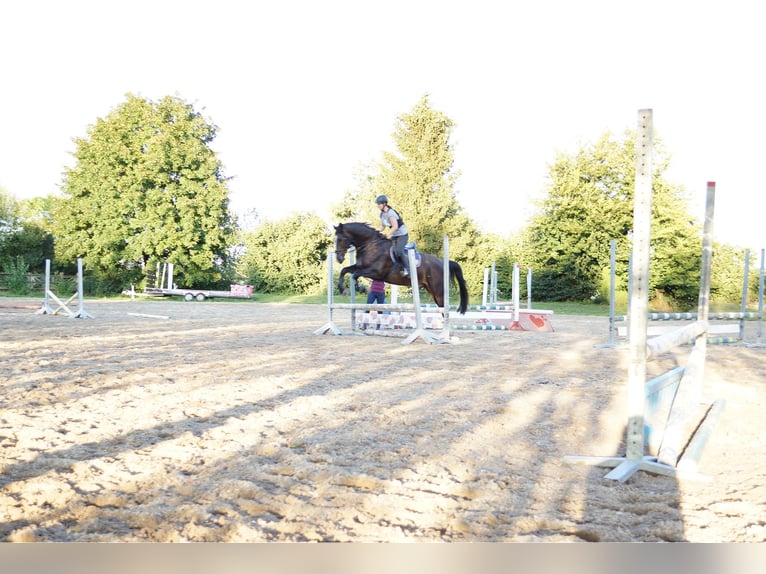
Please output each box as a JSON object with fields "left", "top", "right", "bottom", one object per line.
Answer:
{"left": 183, "top": 293, "right": 194, "bottom": 302}
{"left": 195, "top": 293, "right": 206, "bottom": 301}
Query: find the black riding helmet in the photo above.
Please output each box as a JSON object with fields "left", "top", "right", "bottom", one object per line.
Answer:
{"left": 375, "top": 195, "right": 388, "bottom": 204}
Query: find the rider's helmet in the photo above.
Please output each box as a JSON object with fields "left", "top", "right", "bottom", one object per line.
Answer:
{"left": 375, "top": 195, "right": 388, "bottom": 205}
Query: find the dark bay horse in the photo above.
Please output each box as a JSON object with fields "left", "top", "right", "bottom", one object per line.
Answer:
{"left": 333, "top": 222, "right": 469, "bottom": 314}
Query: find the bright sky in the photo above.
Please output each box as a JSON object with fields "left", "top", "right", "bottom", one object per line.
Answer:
{"left": 2, "top": 0, "right": 764, "bottom": 252}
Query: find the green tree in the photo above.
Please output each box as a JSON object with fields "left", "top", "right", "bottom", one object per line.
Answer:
{"left": 524, "top": 130, "right": 702, "bottom": 305}
{"left": 54, "top": 94, "right": 237, "bottom": 291}
{"left": 334, "top": 95, "right": 486, "bottom": 298}
{"left": 238, "top": 212, "right": 332, "bottom": 294}
{"left": 0, "top": 186, "right": 16, "bottom": 254}
{"left": 710, "top": 243, "right": 750, "bottom": 304}
{"left": 375, "top": 94, "right": 467, "bottom": 256}
{"left": 0, "top": 189, "right": 54, "bottom": 272}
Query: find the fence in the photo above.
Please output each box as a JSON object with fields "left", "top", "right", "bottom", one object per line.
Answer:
{"left": 0, "top": 271, "right": 77, "bottom": 295}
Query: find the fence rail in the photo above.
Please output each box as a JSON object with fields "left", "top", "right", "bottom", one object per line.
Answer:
{"left": 0, "top": 272, "right": 76, "bottom": 294}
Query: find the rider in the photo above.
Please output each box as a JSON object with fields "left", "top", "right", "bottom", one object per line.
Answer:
{"left": 375, "top": 195, "right": 410, "bottom": 276}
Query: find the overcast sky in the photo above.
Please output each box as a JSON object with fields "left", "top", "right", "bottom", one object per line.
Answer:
{"left": 2, "top": 0, "right": 764, "bottom": 252}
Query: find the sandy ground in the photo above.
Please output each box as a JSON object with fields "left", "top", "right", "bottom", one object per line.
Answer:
{"left": 1, "top": 297, "right": 764, "bottom": 542}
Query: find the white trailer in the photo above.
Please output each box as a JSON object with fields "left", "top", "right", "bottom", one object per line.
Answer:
{"left": 128, "top": 263, "right": 253, "bottom": 301}
{"left": 142, "top": 286, "right": 253, "bottom": 301}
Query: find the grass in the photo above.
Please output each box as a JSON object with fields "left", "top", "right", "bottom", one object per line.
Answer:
{"left": 250, "top": 292, "right": 761, "bottom": 317}
{"left": 4, "top": 291, "right": 756, "bottom": 318}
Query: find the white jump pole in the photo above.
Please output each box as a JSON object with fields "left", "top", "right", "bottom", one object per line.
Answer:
{"left": 38, "top": 258, "right": 54, "bottom": 314}
{"left": 527, "top": 267, "right": 532, "bottom": 309}
{"left": 402, "top": 247, "right": 443, "bottom": 345}
{"left": 490, "top": 262, "right": 497, "bottom": 304}
{"left": 509, "top": 263, "right": 522, "bottom": 330}
{"left": 564, "top": 110, "right": 660, "bottom": 481}
{"left": 739, "top": 249, "right": 750, "bottom": 341}
{"left": 71, "top": 258, "right": 94, "bottom": 319}
{"left": 37, "top": 258, "right": 92, "bottom": 319}
{"left": 314, "top": 250, "right": 341, "bottom": 335}
{"left": 657, "top": 181, "right": 716, "bottom": 467}
{"left": 759, "top": 249, "right": 764, "bottom": 343}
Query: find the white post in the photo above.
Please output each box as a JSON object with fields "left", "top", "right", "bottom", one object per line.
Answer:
{"left": 739, "top": 250, "right": 750, "bottom": 341}
{"left": 622, "top": 109, "right": 654, "bottom": 470}
{"left": 482, "top": 268, "right": 489, "bottom": 306}
{"left": 527, "top": 267, "right": 532, "bottom": 309}
{"left": 512, "top": 263, "right": 520, "bottom": 323}
{"left": 759, "top": 249, "right": 764, "bottom": 343}
{"left": 314, "top": 250, "right": 341, "bottom": 335}
{"left": 37, "top": 259, "right": 54, "bottom": 314}
{"left": 349, "top": 246, "right": 357, "bottom": 332}
{"left": 657, "top": 182, "right": 716, "bottom": 466}
{"left": 442, "top": 236, "right": 451, "bottom": 340}
{"left": 608, "top": 239, "right": 617, "bottom": 346}
{"left": 490, "top": 262, "right": 497, "bottom": 304}
{"left": 71, "top": 258, "right": 94, "bottom": 319}
{"left": 402, "top": 248, "right": 442, "bottom": 345}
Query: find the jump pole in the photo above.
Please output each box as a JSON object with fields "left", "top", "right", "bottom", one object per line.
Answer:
{"left": 441, "top": 235, "right": 451, "bottom": 341}
{"left": 608, "top": 239, "right": 617, "bottom": 346}
{"left": 314, "top": 245, "right": 448, "bottom": 344}
{"left": 657, "top": 181, "right": 715, "bottom": 467}
{"left": 759, "top": 249, "right": 764, "bottom": 344}
{"left": 402, "top": 247, "right": 443, "bottom": 345}
{"left": 314, "top": 250, "right": 341, "bottom": 335}
{"left": 565, "top": 109, "right": 677, "bottom": 481}
{"left": 739, "top": 249, "right": 750, "bottom": 341}
{"left": 509, "top": 263, "right": 523, "bottom": 330}
{"left": 527, "top": 267, "right": 532, "bottom": 309}
{"left": 36, "top": 258, "right": 93, "bottom": 319}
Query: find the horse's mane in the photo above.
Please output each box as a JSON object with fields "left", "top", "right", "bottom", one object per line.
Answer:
{"left": 339, "top": 221, "right": 387, "bottom": 241}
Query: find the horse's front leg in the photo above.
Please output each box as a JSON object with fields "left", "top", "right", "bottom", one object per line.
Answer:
{"left": 337, "top": 265, "right": 358, "bottom": 295}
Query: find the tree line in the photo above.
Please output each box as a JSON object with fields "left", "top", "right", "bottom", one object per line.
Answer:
{"left": 0, "top": 93, "right": 758, "bottom": 307}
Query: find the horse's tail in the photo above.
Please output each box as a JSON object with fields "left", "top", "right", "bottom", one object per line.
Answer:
{"left": 448, "top": 260, "right": 469, "bottom": 314}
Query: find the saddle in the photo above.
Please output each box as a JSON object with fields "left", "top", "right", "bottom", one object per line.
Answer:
{"left": 389, "top": 242, "right": 421, "bottom": 268}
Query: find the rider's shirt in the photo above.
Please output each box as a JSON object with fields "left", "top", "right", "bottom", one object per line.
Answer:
{"left": 380, "top": 208, "right": 408, "bottom": 237}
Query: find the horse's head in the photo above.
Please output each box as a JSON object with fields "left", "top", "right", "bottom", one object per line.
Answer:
{"left": 333, "top": 223, "right": 351, "bottom": 263}
{"left": 334, "top": 222, "right": 382, "bottom": 263}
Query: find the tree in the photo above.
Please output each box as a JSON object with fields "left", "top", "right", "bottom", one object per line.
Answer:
{"left": 375, "top": 94, "right": 468, "bottom": 256}
{"left": 238, "top": 212, "right": 332, "bottom": 294}
{"left": 524, "top": 130, "right": 703, "bottom": 305}
{"left": 333, "top": 95, "right": 487, "bottom": 298}
{"left": 0, "top": 189, "right": 54, "bottom": 272}
{"left": 54, "top": 94, "right": 237, "bottom": 290}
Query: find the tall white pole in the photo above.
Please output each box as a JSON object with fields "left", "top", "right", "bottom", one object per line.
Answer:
{"left": 625, "top": 109, "right": 654, "bottom": 462}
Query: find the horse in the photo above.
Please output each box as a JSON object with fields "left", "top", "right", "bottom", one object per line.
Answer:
{"left": 333, "top": 222, "right": 469, "bottom": 314}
